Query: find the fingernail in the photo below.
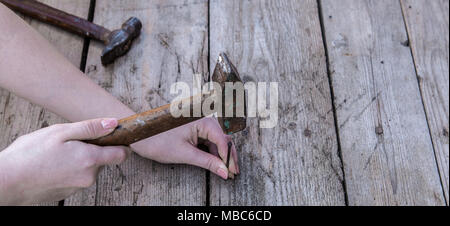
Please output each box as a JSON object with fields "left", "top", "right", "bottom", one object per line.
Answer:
{"left": 217, "top": 167, "right": 228, "bottom": 180}
{"left": 101, "top": 118, "right": 118, "bottom": 129}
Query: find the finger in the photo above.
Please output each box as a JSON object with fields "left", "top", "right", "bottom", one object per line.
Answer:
{"left": 195, "top": 118, "right": 239, "bottom": 175}
{"left": 206, "top": 140, "right": 237, "bottom": 175}
{"left": 228, "top": 138, "right": 240, "bottom": 174}
{"left": 195, "top": 118, "right": 229, "bottom": 165}
{"left": 60, "top": 118, "right": 118, "bottom": 141}
{"left": 205, "top": 139, "right": 237, "bottom": 174}
{"left": 94, "top": 146, "right": 128, "bottom": 166}
{"left": 185, "top": 145, "right": 229, "bottom": 180}
{"left": 227, "top": 150, "right": 237, "bottom": 177}
{"left": 228, "top": 135, "right": 240, "bottom": 174}
{"left": 223, "top": 136, "right": 238, "bottom": 176}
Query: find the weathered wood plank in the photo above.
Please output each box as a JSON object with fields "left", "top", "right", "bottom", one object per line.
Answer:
{"left": 0, "top": 0, "right": 90, "bottom": 206}
{"left": 401, "top": 0, "right": 449, "bottom": 204}
{"left": 66, "top": 0, "right": 208, "bottom": 205}
{"left": 320, "top": 0, "right": 445, "bottom": 205}
{"left": 209, "top": 0, "right": 345, "bottom": 205}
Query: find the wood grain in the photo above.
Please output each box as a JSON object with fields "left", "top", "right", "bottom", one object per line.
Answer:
{"left": 401, "top": 0, "right": 449, "bottom": 204}
{"left": 209, "top": 0, "right": 345, "bottom": 205}
{"left": 66, "top": 0, "right": 208, "bottom": 205}
{"left": 320, "top": 0, "right": 445, "bottom": 205}
{"left": 0, "top": 0, "right": 90, "bottom": 206}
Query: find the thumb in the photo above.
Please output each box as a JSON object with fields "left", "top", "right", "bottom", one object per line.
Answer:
{"left": 61, "top": 118, "right": 118, "bottom": 141}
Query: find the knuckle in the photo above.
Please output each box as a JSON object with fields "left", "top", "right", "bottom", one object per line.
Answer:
{"left": 206, "top": 158, "right": 216, "bottom": 171}
{"left": 107, "top": 148, "right": 128, "bottom": 165}
{"left": 116, "top": 148, "right": 127, "bottom": 163}
{"left": 203, "top": 117, "right": 218, "bottom": 126}
{"left": 45, "top": 136, "right": 62, "bottom": 146}
{"left": 46, "top": 124, "right": 67, "bottom": 141}
{"left": 64, "top": 140, "right": 76, "bottom": 146}
{"left": 225, "top": 135, "right": 233, "bottom": 143}
{"left": 83, "top": 157, "right": 97, "bottom": 169}
{"left": 79, "top": 147, "right": 98, "bottom": 168}
{"left": 49, "top": 124, "right": 65, "bottom": 133}
{"left": 217, "top": 136, "right": 228, "bottom": 148}
{"left": 64, "top": 140, "right": 79, "bottom": 149}
{"left": 83, "top": 122, "right": 98, "bottom": 138}
{"left": 78, "top": 174, "right": 97, "bottom": 188}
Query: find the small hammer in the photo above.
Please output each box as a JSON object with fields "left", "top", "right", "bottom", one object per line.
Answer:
{"left": 1, "top": 0, "right": 142, "bottom": 65}
{"left": 87, "top": 53, "right": 246, "bottom": 177}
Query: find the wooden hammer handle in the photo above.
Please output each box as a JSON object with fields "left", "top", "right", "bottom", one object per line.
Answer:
{"left": 1, "top": 0, "right": 110, "bottom": 42}
{"left": 86, "top": 95, "right": 206, "bottom": 146}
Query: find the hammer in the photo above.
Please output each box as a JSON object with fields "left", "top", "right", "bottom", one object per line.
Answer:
{"left": 87, "top": 53, "right": 246, "bottom": 176}
{"left": 1, "top": 0, "right": 142, "bottom": 65}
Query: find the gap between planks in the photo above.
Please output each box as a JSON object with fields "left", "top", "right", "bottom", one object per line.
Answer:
{"left": 316, "top": 0, "right": 349, "bottom": 206}
{"left": 398, "top": 0, "right": 448, "bottom": 205}
{"left": 60, "top": 0, "right": 97, "bottom": 206}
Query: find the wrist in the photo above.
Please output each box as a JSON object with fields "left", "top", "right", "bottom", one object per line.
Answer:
{"left": 0, "top": 151, "right": 23, "bottom": 205}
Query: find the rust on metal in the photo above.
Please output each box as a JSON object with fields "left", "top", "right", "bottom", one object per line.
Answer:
{"left": 101, "top": 17, "right": 142, "bottom": 65}
{"left": 212, "top": 53, "right": 247, "bottom": 135}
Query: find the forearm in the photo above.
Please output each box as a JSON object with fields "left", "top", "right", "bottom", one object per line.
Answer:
{"left": 0, "top": 4, "right": 134, "bottom": 121}
{"left": 0, "top": 5, "right": 239, "bottom": 179}
{"left": 0, "top": 151, "right": 22, "bottom": 205}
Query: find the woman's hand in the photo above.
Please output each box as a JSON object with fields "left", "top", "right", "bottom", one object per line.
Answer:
{"left": 130, "top": 117, "right": 239, "bottom": 180}
{"left": 0, "top": 118, "right": 128, "bottom": 205}
{"left": 0, "top": 4, "right": 240, "bottom": 183}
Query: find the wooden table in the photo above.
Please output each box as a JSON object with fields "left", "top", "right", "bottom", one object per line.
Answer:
{"left": 0, "top": 0, "right": 448, "bottom": 206}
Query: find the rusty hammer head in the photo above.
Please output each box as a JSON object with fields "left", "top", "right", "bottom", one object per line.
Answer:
{"left": 212, "top": 53, "right": 247, "bottom": 135}
{"left": 101, "top": 17, "right": 142, "bottom": 65}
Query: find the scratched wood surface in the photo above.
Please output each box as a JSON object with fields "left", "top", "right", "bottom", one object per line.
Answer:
{"left": 209, "top": 0, "right": 345, "bottom": 205}
{"left": 0, "top": 0, "right": 90, "bottom": 206}
{"left": 66, "top": 0, "right": 208, "bottom": 206}
{"left": 320, "top": 0, "right": 445, "bottom": 205}
{"left": 400, "top": 0, "right": 449, "bottom": 203}
{"left": 1, "top": 0, "right": 449, "bottom": 206}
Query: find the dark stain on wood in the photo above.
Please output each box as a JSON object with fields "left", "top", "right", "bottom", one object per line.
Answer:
{"left": 41, "top": 121, "right": 49, "bottom": 128}
{"left": 5, "top": 114, "right": 15, "bottom": 125}
{"left": 375, "top": 125, "right": 384, "bottom": 135}
{"left": 130, "top": 63, "right": 138, "bottom": 74}
{"left": 87, "top": 64, "right": 97, "bottom": 73}
{"left": 145, "top": 90, "right": 155, "bottom": 104}
{"left": 303, "top": 128, "right": 312, "bottom": 137}
{"left": 113, "top": 165, "right": 126, "bottom": 191}
{"left": 401, "top": 40, "right": 410, "bottom": 47}
{"left": 158, "top": 33, "right": 170, "bottom": 48}
{"left": 132, "top": 182, "right": 144, "bottom": 206}
{"left": 288, "top": 122, "right": 297, "bottom": 130}
{"left": 242, "top": 75, "right": 255, "bottom": 82}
